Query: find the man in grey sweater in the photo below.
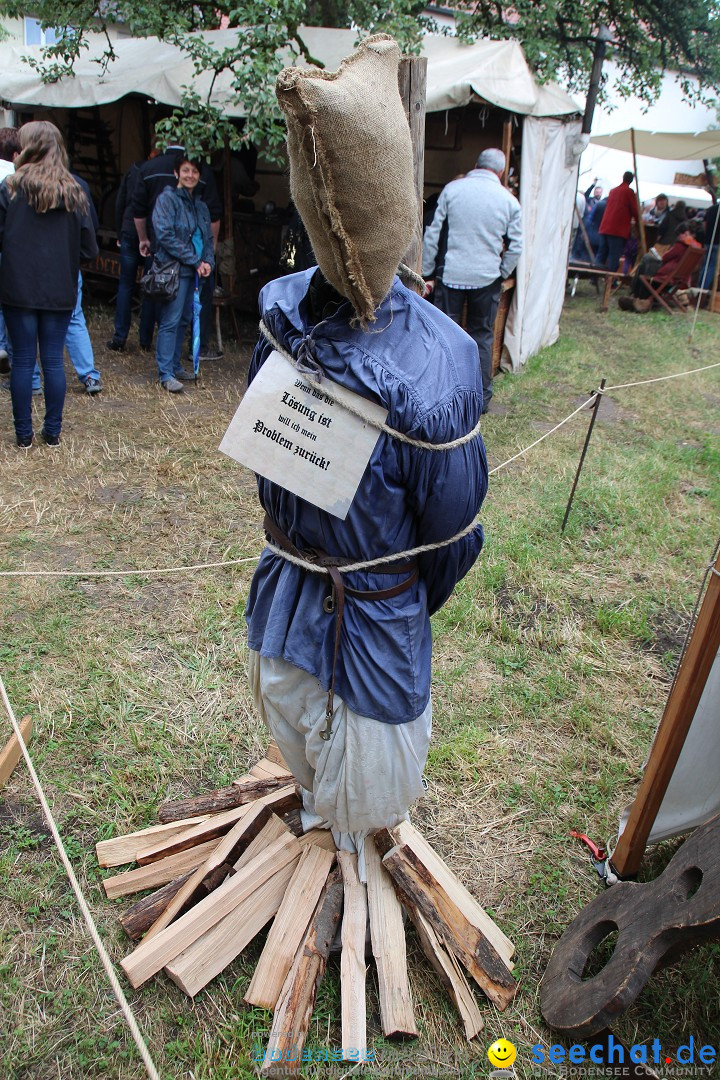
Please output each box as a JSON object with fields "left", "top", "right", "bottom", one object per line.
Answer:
{"left": 422, "top": 148, "right": 522, "bottom": 411}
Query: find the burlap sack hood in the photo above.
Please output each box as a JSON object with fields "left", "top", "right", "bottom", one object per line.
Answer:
{"left": 276, "top": 34, "right": 417, "bottom": 325}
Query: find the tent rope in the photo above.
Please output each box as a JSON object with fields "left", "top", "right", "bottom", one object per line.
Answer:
{"left": 0, "top": 674, "right": 161, "bottom": 1080}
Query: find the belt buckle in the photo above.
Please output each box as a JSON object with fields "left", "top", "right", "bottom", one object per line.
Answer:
{"left": 322, "top": 592, "right": 336, "bottom": 614}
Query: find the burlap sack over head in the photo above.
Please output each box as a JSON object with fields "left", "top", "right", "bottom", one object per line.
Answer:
{"left": 276, "top": 34, "right": 417, "bottom": 325}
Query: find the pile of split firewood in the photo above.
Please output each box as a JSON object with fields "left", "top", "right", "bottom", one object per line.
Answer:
{"left": 97, "top": 742, "right": 516, "bottom": 1073}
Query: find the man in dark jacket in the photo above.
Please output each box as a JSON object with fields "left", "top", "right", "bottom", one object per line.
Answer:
{"left": 132, "top": 144, "right": 223, "bottom": 361}
{"left": 107, "top": 160, "right": 152, "bottom": 351}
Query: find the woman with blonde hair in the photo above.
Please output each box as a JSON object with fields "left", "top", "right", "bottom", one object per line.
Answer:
{"left": 0, "top": 120, "right": 97, "bottom": 446}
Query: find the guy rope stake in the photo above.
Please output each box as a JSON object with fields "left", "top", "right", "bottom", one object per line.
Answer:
{"left": 561, "top": 378, "right": 606, "bottom": 533}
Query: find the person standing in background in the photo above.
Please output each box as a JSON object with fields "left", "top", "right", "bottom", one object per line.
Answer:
{"left": 421, "top": 148, "right": 522, "bottom": 413}
{"left": 596, "top": 171, "right": 639, "bottom": 271}
{"left": 0, "top": 121, "right": 98, "bottom": 446}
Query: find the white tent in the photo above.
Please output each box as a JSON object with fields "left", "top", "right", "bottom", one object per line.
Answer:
{"left": 0, "top": 29, "right": 582, "bottom": 369}
{"left": 590, "top": 128, "right": 720, "bottom": 161}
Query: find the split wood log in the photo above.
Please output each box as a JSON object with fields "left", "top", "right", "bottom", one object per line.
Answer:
{"left": 265, "top": 739, "right": 290, "bottom": 769}
{"left": 365, "top": 836, "right": 418, "bottom": 1038}
{"left": 258, "top": 784, "right": 303, "bottom": 817}
{"left": 235, "top": 814, "right": 293, "bottom": 870}
{"left": 338, "top": 852, "right": 367, "bottom": 1062}
{"left": 250, "top": 758, "right": 294, "bottom": 781}
{"left": 136, "top": 803, "right": 256, "bottom": 865}
{"left": 374, "top": 821, "right": 514, "bottom": 964}
{"left": 298, "top": 829, "right": 336, "bottom": 854}
{"left": 245, "top": 844, "right": 336, "bottom": 1009}
{"left": 376, "top": 832, "right": 516, "bottom": 1010}
{"left": 260, "top": 868, "right": 344, "bottom": 1077}
{"left": 142, "top": 803, "right": 274, "bottom": 941}
{"left": 0, "top": 715, "right": 32, "bottom": 790}
{"left": 121, "top": 832, "right": 301, "bottom": 987}
{"left": 165, "top": 858, "right": 298, "bottom": 997}
{"left": 282, "top": 809, "right": 304, "bottom": 837}
{"left": 157, "top": 778, "right": 298, "bottom": 823}
{"left": 120, "top": 872, "right": 196, "bottom": 941}
{"left": 103, "top": 839, "right": 220, "bottom": 900}
{"left": 411, "top": 908, "right": 484, "bottom": 1040}
{"left": 96, "top": 815, "right": 210, "bottom": 868}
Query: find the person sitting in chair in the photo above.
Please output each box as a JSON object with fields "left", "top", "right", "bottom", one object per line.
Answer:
{"left": 618, "top": 221, "right": 703, "bottom": 313}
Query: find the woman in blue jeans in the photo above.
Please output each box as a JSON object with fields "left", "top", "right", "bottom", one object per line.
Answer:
{"left": 0, "top": 121, "right": 98, "bottom": 446}
{"left": 151, "top": 154, "right": 214, "bottom": 393}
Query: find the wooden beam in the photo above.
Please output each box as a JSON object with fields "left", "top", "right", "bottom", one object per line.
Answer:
{"left": 374, "top": 821, "right": 514, "bottom": 962}
{"left": 501, "top": 117, "right": 512, "bottom": 187}
{"left": 245, "top": 844, "right": 336, "bottom": 1010}
{"left": 96, "top": 815, "right": 210, "bottom": 868}
{"left": 376, "top": 827, "right": 516, "bottom": 1010}
{"left": 142, "top": 803, "right": 274, "bottom": 941}
{"left": 265, "top": 739, "right": 290, "bottom": 769}
{"left": 338, "top": 852, "right": 367, "bottom": 1062}
{"left": 250, "top": 758, "right": 294, "bottom": 781}
{"left": 157, "top": 777, "right": 294, "bottom": 822}
{"left": 136, "top": 803, "right": 254, "bottom": 864}
{"left": 398, "top": 56, "right": 428, "bottom": 282}
{"left": 165, "top": 858, "right": 298, "bottom": 997}
{"left": 630, "top": 128, "right": 647, "bottom": 257}
{"left": 0, "top": 715, "right": 32, "bottom": 790}
{"left": 120, "top": 872, "right": 196, "bottom": 941}
{"left": 411, "top": 908, "right": 484, "bottom": 1040}
{"left": 365, "top": 836, "right": 417, "bottom": 1038}
{"left": 121, "top": 832, "right": 301, "bottom": 987}
{"left": 103, "top": 839, "right": 221, "bottom": 900}
{"left": 612, "top": 547, "right": 720, "bottom": 877}
{"left": 260, "top": 869, "right": 344, "bottom": 1077}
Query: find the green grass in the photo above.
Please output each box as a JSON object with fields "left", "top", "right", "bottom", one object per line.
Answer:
{"left": 1, "top": 290, "right": 719, "bottom": 1077}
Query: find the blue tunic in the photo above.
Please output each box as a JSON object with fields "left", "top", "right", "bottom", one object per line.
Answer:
{"left": 245, "top": 269, "right": 488, "bottom": 724}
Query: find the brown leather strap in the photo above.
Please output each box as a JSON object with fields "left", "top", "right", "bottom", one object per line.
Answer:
{"left": 262, "top": 514, "right": 419, "bottom": 739}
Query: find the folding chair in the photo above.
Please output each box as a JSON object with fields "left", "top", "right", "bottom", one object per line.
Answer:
{"left": 639, "top": 247, "right": 707, "bottom": 314}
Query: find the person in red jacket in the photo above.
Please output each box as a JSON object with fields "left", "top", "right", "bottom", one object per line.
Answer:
{"left": 596, "top": 171, "right": 639, "bottom": 271}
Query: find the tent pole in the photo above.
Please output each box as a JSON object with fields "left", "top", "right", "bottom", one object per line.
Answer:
{"left": 630, "top": 127, "right": 647, "bottom": 257}
{"left": 561, "top": 379, "right": 605, "bottom": 532}
{"left": 501, "top": 117, "right": 512, "bottom": 187}
{"left": 710, "top": 227, "right": 720, "bottom": 315}
{"left": 611, "top": 545, "right": 720, "bottom": 878}
{"left": 398, "top": 56, "right": 428, "bottom": 284}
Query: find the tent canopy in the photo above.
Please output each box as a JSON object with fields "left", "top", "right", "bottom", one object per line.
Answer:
{"left": 0, "top": 27, "right": 580, "bottom": 119}
{"left": 590, "top": 128, "right": 720, "bottom": 160}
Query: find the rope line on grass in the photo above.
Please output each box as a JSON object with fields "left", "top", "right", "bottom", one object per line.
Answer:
{"left": 0, "top": 674, "right": 160, "bottom": 1080}
{"left": 0, "top": 353, "right": 718, "bottom": 581}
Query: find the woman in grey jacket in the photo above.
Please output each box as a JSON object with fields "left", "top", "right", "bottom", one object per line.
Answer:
{"left": 151, "top": 154, "right": 214, "bottom": 393}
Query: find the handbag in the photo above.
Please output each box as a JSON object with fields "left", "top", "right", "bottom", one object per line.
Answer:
{"left": 141, "top": 257, "right": 181, "bottom": 301}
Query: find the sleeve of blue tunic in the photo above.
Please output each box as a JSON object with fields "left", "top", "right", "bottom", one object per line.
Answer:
{"left": 399, "top": 394, "right": 487, "bottom": 616}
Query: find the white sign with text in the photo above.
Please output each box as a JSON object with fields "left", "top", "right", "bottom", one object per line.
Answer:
{"left": 219, "top": 350, "right": 388, "bottom": 519}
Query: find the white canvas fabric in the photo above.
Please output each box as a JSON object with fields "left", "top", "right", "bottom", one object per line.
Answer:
{"left": 502, "top": 116, "right": 583, "bottom": 371}
{"left": 249, "top": 651, "right": 432, "bottom": 880}
{"left": 590, "top": 128, "right": 720, "bottom": 160}
{"left": 619, "top": 647, "right": 720, "bottom": 846}
{"left": 0, "top": 30, "right": 579, "bottom": 119}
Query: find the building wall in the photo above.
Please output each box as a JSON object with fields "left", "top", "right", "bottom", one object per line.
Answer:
{"left": 0, "top": 15, "right": 132, "bottom": 44}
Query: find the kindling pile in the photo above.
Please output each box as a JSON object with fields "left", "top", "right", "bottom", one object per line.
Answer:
{"left": 97, "top": 743, "right": 517, "bottom": 1072}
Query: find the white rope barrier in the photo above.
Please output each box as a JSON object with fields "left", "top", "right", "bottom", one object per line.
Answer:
{"left": 0, "top": 354, "right": 717, "bottom": 581}
{"left": 0, "top": 675, "right": 160, "bottom": 1080}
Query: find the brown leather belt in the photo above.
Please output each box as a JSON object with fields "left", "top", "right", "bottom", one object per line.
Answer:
{"left": 263, "top": 514, "right": 419, "bottom": 739}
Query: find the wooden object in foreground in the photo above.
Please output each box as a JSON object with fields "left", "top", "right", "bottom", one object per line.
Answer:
{"left": 96, "top": 815, "right": 210, "bottom": 868}
{"left": 542, "top": 811, "right": 720, "bottom": 1036}
{"left": 157, "top": 777, "right": 296, "bottom": 823}
{"left": 165, "top": 857, "right": 298, "bottom": 997}
{"left": 397, "top": 56, "right": 428, "bottom": 281}
{"left": 103, "top": 839, "right": 220, "bottom": 900}
{"left": 142, "top": 803, "right": 273, "bottom": 941}
{"left": 0, "top": 715, "right": 32, "bottom": 790}
{"left": 261, "top": 868, "right": 344, "bottom": 1078}
{"left": 121, "top": 832, "right": 301, "bottom": 987}
{"left": 245, "top": 843, "right": 336, "bottom": 1009}
{"left": 611, "top": 546, "right": 720, "bottom": 878}
{"left": 136, "top": 803, "right": 253, "bottom": 864}
{"left": 376, "top": 822, "right": 516, "bottom": 1010}
{"left": 265, "top": 739, "right": 289, "bottom": 769}
{"left": 338, "top": 852, "right": 368, "bottom": 1062}
{"left": 120, "top": 872, "right": 195, "bottom": 941}
{"left": 365, "top": 836, "right": 417, "bottom": 1038}
{"left": 412, "top": 908, "right": 484, "bottom": 1040}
